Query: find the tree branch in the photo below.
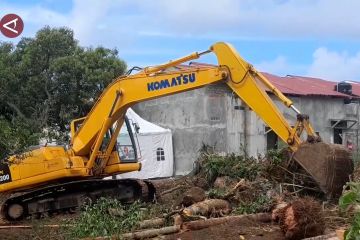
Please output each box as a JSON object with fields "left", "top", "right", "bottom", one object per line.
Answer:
{"left": 6, "top": 102, "right": 26, "bottom": 119}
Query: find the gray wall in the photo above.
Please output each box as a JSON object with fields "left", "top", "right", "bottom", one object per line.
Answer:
{"left": 134, "top": 83, "right": 359, "bottom": 175}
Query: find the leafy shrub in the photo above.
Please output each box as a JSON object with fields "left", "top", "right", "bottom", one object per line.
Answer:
{"left": 207, "top": 188, "right": 227, "bottom": 199}
{"left": 68, "top": 198, "right": 143, "bottom": 238}
{"left": 265, "top": 148, "right": 285, "bottom": 165}
{"left": 233, "top": 194, "right": 273, "bottom": 214}
{"left": 339, "top": 182, "right": 360, "bottom": 239}
{"left": 202, "top": 153, "right": 262, "bottom": 183}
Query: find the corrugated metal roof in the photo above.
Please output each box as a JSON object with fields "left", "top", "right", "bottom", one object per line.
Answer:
{"left": 186, "top": 62, "right": 355, "bottom": 98}
{"left": 261, "top": 73, "right": 351, "bottom": 98}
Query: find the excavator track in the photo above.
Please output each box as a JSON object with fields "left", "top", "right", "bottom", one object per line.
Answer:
{"left": 0, "top": 179, "right": 156, "bottom": 222}
{"left": 0, "top": 193, "right": 11, "bottom": 225}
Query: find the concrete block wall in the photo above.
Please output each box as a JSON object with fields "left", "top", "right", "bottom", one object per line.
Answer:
{"left": 134, "top": 83, "right": 359, "bottom": 175}
{"left": 134, "top": 83, "right": 230, "bottom": 175}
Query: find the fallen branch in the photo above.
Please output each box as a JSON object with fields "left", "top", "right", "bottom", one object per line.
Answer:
{"left": 122, "top": 226, "right": 180, "bottom": 240}
{"left": 0, "top": 224, "right": 72, "bottom": 229}
{"left": 280, "top": 183, "right": 319, "bottom": 192}
{"left": 138, "top": 218, "right": 165, "bottom": 229}
{"left": 164, "top": 208, "right": 183, "bottom": 219}
{"left": 160, "top": 185, "right": 183, "bottom": 196}
{"left": 182, "top": 213, "right": 272, "bottom": 231}
{"left": 83, "top": 226, "right": 180, "bottom": 240}
{"left": 224, "top": 179, "right": 247, "bottom": 198}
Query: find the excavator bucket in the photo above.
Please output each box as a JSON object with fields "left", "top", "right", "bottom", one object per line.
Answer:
{"left": 293, "top": 142, "right": 353, "bottom": 198}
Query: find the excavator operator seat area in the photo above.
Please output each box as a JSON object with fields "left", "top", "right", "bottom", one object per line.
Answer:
{"left": 113, "top": 116, "right": 139, "bottom": 164}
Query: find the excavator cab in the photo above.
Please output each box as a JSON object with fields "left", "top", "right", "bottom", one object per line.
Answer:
{"left": 117, "top": 116, "right": 139, "bottom": 163}
{"left": 71, "top": 113, "right": 140, "bottom": 169}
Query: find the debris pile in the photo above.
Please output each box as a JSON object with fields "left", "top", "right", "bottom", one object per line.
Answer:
{"left": 128, "top": 146, "right": 335, "bottom": 240}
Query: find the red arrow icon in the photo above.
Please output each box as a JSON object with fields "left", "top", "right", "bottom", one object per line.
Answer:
{"left": 0, "top": 14, "right": 24, "bottom": 38}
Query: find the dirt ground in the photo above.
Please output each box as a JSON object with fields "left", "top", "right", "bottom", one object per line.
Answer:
{"left": 166, "top": 218, "right": 284, "bottom": 240}
{"left": 0, "top": 218, "right": 285, "bottom": 240}
{"left": 0, "top": 205, "right": 347, "bottom": 240}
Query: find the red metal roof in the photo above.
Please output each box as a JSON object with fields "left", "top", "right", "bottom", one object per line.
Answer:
{"left": 187, "top": 62, "right": 355, "bottom": 98}
{"left": 261, "top": 73, "right": 351, "bottom": 98}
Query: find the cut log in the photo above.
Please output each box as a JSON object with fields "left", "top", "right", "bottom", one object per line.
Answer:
{"left": 173, "top": 214, "right": 183, "bottom": 226}
{"left": 122, "top": 226, "right": 180, "bottom": 240}
{"left": 83, "top": 226, "right": 181, "bottom": 240}
{"left": 183, "top": 199, "right": 231, "bottom": 217}
{"left": 0, "top": 224, "right": 72, "bottom": 229}
{"left": 182, "top": 213, "right": 272, "bottom": 231}
{"left": 138, "top": 218, "right": 165, "bottom": 229}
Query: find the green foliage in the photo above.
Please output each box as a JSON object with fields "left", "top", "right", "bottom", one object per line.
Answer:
{"left": 0, "top": 117, "right": 40, "bottom": 159}
{"left": 0, "top": 26, "right": 127, "bottom": 157}
{"left": 202, "top": 153, "right": 262, "bottom": 183}
{"left": 266, "top": 148, "right": 285, "bottom": 165}
{"left": 233, "top": 194, "right": 272, "bottom": 214}
{"left": 345, "top": 213, "right": 360, "bottom": 240}
{"left": 207, "top": 188, "right": 227, "bottom": 199}
{"left": 339, "top": 182, "right": 360, "bottom": 239}
{"left": 68, "top": 198, "right": 143, "bottom": 238}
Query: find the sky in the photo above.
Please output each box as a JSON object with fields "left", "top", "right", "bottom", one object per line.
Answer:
{"left": 1, "top": 0, "right": 360, "bottom": 81}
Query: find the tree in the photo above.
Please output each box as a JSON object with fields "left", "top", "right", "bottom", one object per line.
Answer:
{"left": 0, "top": 26, "right": 127, "bottom": 158}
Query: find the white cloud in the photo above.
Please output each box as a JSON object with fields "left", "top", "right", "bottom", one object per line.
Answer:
{"left": 119, "top": 0, "right": 360, "bottom": 40}
{"left": 20, "top": 6, "right": 67, "bottom": 26}
{"left": 69, "top": 0, "right": 113, "bottom": 44}
{"left": 255, "top": 48, "right": 360, "bottom": 81}
{"left": 255, "top": 56, "right": 306, "bottom": 76}
{"left": 2, "top": 0, "right": 360, "bottom": 43}
{"left": 1, "top": 0, "right": 360, "bottom": 81}
{"left": 308, "top": 48, "right": 360, "bottom": 81}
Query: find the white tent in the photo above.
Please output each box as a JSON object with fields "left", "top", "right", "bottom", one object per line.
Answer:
{"left": 116, "top": 108, "right": 174, "bottom": 179}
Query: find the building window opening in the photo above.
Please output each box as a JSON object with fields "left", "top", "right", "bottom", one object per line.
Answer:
{"left": 331, "top": 120, "right": 347, "bottom": 144}
{"left": 156, "top": 147, "right": 165, "bottom": 161}
{"left": 333, "top": 128, "right": 343, "bottom": 144}
{"left": 265, "top": 127, "right": 278, "bottom": 151}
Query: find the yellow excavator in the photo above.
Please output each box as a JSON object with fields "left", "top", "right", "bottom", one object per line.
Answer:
{"left": 0, "top": 42, "right": 353, "bottom": 221}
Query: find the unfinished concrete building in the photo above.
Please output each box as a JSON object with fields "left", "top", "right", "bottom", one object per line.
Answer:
{"left": 134, "top": 64, "right": 360, "bottom": 175}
